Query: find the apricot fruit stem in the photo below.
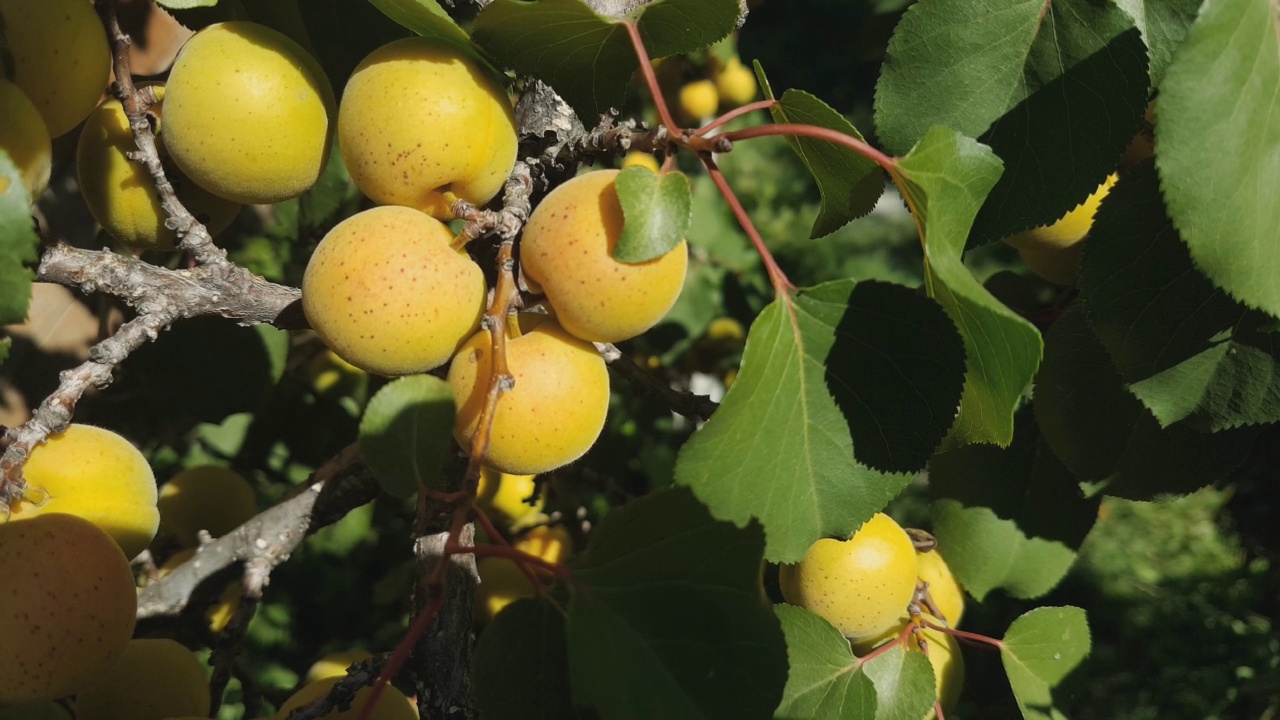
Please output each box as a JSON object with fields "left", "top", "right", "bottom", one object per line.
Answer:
{"left": 921, "top": 619, "right": 1004, "bottom": 651}
{"left": 93, "top": 0, "right": 222, "bottom": 265}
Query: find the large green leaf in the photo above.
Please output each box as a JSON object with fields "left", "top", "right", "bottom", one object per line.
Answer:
{"left": 896, "top": 127, "right": 1042, "bottom": 448}
{"left": 1033, "top": 305, "right": 1257, "bottom": 499}
{"left": 675, "top": 279, "right": 966, "bottom": 562}
{"left": 565, "top": 487, "right": 787, "bottom": 720}
{"left": 0, "top": 151, "right": 36, "bottom": 325}
{"left": 860, "top": 644, "right": 936, "bottom": 720}
{"left": 613, "top": 167, "right": 692, "bottom": 263}
{"left": 929, "top": 412, "right": 1098, "bottom": 601}
{"left": 1080, "top": 163, "right": 1280, "bottom": 431}
{"left": 1156, "top": 0, "right": 1280, "bottom": 317}
{"left": 471, "top": 0, "right": 740, "bottom": 123}
{"left": 876, "top": 0, "right": 1148, "bottom": 245}
{"left": 774, "top": 604, "right": 877, "bottom": 720}
{"left": 758, "top": 68, "right": 883, "bottom": 239}
{"left": 358, "top": 375, "right": 456, "bottom": 498}
{"left": 1000, "top": 607, "right": 1091, "bottom": 720}
{"left": 1113, "top": 0, "right": 1202, "bottom": 85}
{"left": 473, "top": 598, "right": 577, "bottom": 720}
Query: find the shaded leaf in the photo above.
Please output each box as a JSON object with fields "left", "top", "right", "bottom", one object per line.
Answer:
{"left": 1156, "top": 0, "right": 1280, "bottom": 316}
{"left": 774, "top": 604, "right": 876, "bottom": 720}
{"left": 0, "top": 151, "right": 36, "bottom": 325}
{"left": 474, "top": 598, "right": 577, "bottom": 720}
{"left": 472, "top": 0, "right": 740, "bottom": 122}
{"left": 896, "top": 126, "right": 1042, "bottom": 448}
{"left": 758, "top": 67, "right": 883, "bottom": 239}
{"left": 876, "top": 0, "right": 1148, "bottom": 245}
{"left": 566, "top": 487, "right": 787, "bottom": 720}
{"left": 358, "top": 375, "right": 456, "bottom": 498}
{"left": 1033, "top": 305, "right": 1256, "bottom": 499}
{"left": 675, "top": 279, "right": 965, "bottom": 562}
{"left": 1001, "top": 607, "right": 1090, "bottom": 720}
{"left": 613, "top": 167, "right": 692, "bottom": 263}
{"left": 1080, "top": 162, "right": 1280, "bottom": 431}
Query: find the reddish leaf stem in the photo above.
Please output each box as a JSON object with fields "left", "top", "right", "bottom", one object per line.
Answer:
{"left": 922, "top": 620, "right": 1004, "bottom": 650}
{"left": 855, "top": 621, "right": 917, "bottom": 665}
{"left": 695, "top": 98, "right": 778, "bottom": 137}
{"left": 623, "top": 21, "right": 679, "bottom": 136}
{"left": 700, "top": 154, "right": 794, "bottom": 295}
{"left": 721, "top": 123, "right": 899, "bottom": 174}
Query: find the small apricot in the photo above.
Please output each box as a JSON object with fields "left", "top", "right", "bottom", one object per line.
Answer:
{"left": 75, "top": 639, "right": 212, "bottom": 720}
{"left": 157, "top": 465, "right": 257, "bottom": 547}
{"left": 274, "top": 676, "right": 416, "bottom": 720}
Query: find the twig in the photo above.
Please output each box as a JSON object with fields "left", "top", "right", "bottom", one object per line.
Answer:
{"left": 285, "top": 655, "right": 390, "bottom": 720}
{"left": 596, "top": 343, "right": 719, "bottom": 421}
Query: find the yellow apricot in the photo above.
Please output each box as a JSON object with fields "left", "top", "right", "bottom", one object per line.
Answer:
{"left": 275, "top": 676, "right": 417, "bottom": 720}
{"left": 678, "top": 79, "right": 719, "bottom": 122}
{"left": 714, "top": 57, "right": 758, "bottom": 107}
{"left": 474, "top": 556, "right": 535, "bottom": 623}
{"left": 162, "top": 22, "right": 335, "bottom": 204}
{"left": 157, "top": 465, "right": 257, "bottom": 547}
{"left": 305, "top": 649, "right": 374, "bottom": 684}
{"left": 13, "top": 424, "right": 158, "bottom": 560}
{"left": 520, "top": 169, "right": 689, "bottom": 343}
{"left": 514, "top": 525, "right": 573, "bottom": 579}
{"left": 779, "top": 513, "right": 919, "bottom": 642}
{"left": 77, "top": 93, "right": 241, "bottom": 251}
{"left": 1004, "top": 173, "right": 1119, "bottom": 286}
{"left": 0, "top": 514, "right": 136, "bottom": 705}
{"left": 475, "top": 467, "right": 544, "bottom": 529}
{"left": 0, "top": 0, "right": 110, "bottom": 137}
{"left": 157, "top": 549, "right": 243, "bottom": 635}
{"left": 307, "top": 349, "right": 367, "bottom": 397}
{"left": 302, "top": 205, "right": 485, "bottom": 376}
{"left": 75, "top": 639, "right": 211, "bottom": 720}
{"left": 917, "top": 548, "right": 965, "bottom": 627}
{"left": 0, "top": 701, "right": 73, "bottom": 720}
{"left": 339, "top": 37, "right": 517, "bottom": 219}
{"left": 0, "top": 78, "right": 51, "bottom": 197}
{"left": 449, "top": 320, "right": 610, "bottom": 475}
{"left": 621, "top": 150, "right": 660, "bottom": 173}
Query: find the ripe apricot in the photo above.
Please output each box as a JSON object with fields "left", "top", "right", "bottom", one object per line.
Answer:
{"left": 0, "top": 0, "right": 110, "bottom": 137}
{"left": 779, "top": 513, "right": 918, "bottom": 642}
{"left": 77, "top": 93, "right": 241, "bottom": 250}
{"left": 274, "top": 676, "right": 417, "bottom": 720}
{"left": 475, "top": 467, "right": 545, "bottom": 529}
{"left": 714, "top": 57, "right": 758, "bottom": 107}
{"left": 0, "top": 78, "right": 51, "bottom": 198}
{"left": 13, "top": 424, "right": 158, "bottom": 560}
{"left": 157, "top": 465, "right": 257, "bottom": 547}
{"left": 162, "top": 22, "right": 335, "bottom": 204}
{"left": 304, "top": 649, "right": 374, "bottom": 684}
{"left": 1004, "top": 173, "right": 1119, "bottom": 286}
{"left": 75, "top": 639, "right": 211, "bottom": 720}
{"left": 302, "top": 205, "right": 485, "bottom": 376}
{"left": 917, "top": 548, "right": 965, "bottom": 627}
{"left": 621, "top": 151, "right": 660, "bottom": 173}
{"left": 520, "top": 169, "right": 689, "bottom": 343}
{"left": 0, "top": 514, "right": 136, "bottom": 705}
{"left": 339, "top": 37, "right": 517, "bottom": 219}
{"left": 678, "top": 79, "right": 719, "bottom": 122}
{"left": 474, "top": 556, "right": 535, "bottom": 623}
{"left": 449, "top": 320, "right": 610, "bottom": 475}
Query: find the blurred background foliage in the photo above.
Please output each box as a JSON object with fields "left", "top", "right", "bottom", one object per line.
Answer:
{"left": 1, "top": 0, "right": 1277, "bottom": 716}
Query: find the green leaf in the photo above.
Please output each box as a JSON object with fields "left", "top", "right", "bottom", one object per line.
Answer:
{"left": 896, "top": 126, "right": 1042, "bottom": 448}
{"left": 0, "top": 151, "right": 36, "bottom": 325}
{"left": 757, "top": 68, "right": 884, "bottom": 239}
{"left": 1033, "top": 304, "right": 1257, "bottom": 499}
{"left": 861, "top": 645, "right": 936, "bottom": 720}
{"left": 1001, "top": 606, "right": 1091, "bottom": 720}
{"left": 1156, "top": 0, "right": 1280, "bottom": 317}
{"left": 773, "top": 604, "right": 876, "bottom": 720}
{"left": 675, "top": 279, "right": 966, "bottom": 562}
{"left": 1080, "top": 163, "right": 1280, "bottom": 431}
{"left": 364, "top": 0, "right": 471, "bottom": 46}
{"left": 929, "top": 411, "right": 1098, "bottom": 601}
{"left": 358, "top": 374, "right": 456, "bottom": 498}
{"left": 565, "top": 487, "right": 787, "bottom": 720}
{"left": 472, "top": 0, "right": 740, "bottom": 123}
{"left": 474, "top": 598, "right": 577, "bottom": 720}
{"left": 1113, "top": 0, "right": 1201, "bottom": 85}
{"left": 0, "top": 337, "right": 9, "bottom": 367}
{"left": 156, "top": 0, "right": 220, "bottom": 8}
{"left": 876, "top": 0, "right": 1148, "bottom": 245}
{"left": 613, "top": 167, "right": 692, "bottom": 263}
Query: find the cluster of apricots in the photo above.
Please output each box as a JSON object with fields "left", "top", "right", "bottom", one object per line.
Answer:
{"left": 780, "top": 514, "right": 967, "bottom": 718}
